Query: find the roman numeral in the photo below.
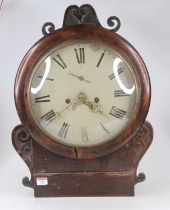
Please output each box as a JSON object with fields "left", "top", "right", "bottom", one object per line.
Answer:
{"left": 38, "top": 75, "right": 54, "bottom": 81}
{"left": 109, "top": 68, "right": 124, "bottom": 80}
{"left": 35, "top": 95, "right": 50, "bottom": 103}
{"left": 74, "top": 48, "right": 85, "bottom": 64}
{"left": 96, "top": 52, "right": 105, "bottom": 67}
{"left": 81, "top": 127, "right": 89, "bottom": 142}
{"left": 53, "top": 54, "right": 67, "bottom": 69}
{"left": 58, "top": 122, "right": 70, "bottom": 138}
{"left": 100, "top": 122, "right": 110, "bottom": 134}
{"left": 109, "top": 106, "right": 126, "bottom": 119}
{"left": 41, "top": 109, "right": 56, "bottom": 124}
{"left": 114, "top": 90, "right": 130, "bottom": 97}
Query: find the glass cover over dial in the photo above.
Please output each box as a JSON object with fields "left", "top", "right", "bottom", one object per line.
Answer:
{"left": 28, "top": 40, "right": 138, "bottom": 147}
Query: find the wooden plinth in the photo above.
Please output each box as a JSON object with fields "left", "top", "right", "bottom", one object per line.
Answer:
{"left": 12, "top": 121, "right": 153, "bottom": 197}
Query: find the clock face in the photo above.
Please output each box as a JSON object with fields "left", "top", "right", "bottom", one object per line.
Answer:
{"left": 27, "top": 40, "right": 139, "bottom": 147}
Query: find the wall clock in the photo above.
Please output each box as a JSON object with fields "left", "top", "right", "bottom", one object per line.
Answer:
{"left": 12, "top": 4, "right": 153, "bottom": 197}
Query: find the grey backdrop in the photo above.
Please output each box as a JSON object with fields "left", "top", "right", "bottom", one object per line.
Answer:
{"left": 0, "top": 0, "right": 169, "bottom": 209}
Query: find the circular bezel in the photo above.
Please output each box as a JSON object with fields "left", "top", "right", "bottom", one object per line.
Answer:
{"left": 27, "top": 39, "right": 139, "bottom": 148}
{"left": 15, "top": 25, "right": 151, "bottom": 159}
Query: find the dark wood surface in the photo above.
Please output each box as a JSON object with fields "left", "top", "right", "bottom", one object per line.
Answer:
{"left": 34, "top": 173, "right": 135, "bottom": 197}
{"left": 12, "top": 121, "right": 153, "bottom": 197}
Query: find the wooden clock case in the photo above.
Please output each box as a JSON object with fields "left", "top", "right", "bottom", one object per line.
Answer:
{"left": 12, "top": 4, "right": 153, "bottom": 197}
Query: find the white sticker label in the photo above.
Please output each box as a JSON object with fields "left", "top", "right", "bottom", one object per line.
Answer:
{"left": 36, "top": 177, "right": 48, "bottom": 186}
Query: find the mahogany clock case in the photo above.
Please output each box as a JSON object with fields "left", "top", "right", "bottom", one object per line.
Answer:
{"left": 14, "top": 25, "right": 151, "bottom": 160}
{"left": 12, "top": 4, "right": 153, "bottom": 197}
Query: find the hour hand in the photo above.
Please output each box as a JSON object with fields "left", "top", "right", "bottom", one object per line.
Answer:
{"left": 69, "top": 72, "right": 90, "bottom": 83}
{"left": 89, "top": 102, "right": 110, "bottom": 119}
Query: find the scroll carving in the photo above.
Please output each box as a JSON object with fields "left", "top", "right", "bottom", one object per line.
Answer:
{"left": 62, "top": 4, "right": 101, "bottom": 27}
{"left": 107, "top": 16, "right": 121, "bottom": 32}
{"left": 42, "top": 4, "right": 121, "bottom": 36}
{"left": 12, "top": 125, "right": 33, "bottom": 188}
{"left": 42, "top": 22, "right": 55, "bottom": 36}
{"left": 133, "top": 121, "right": 153, "bottom": 184}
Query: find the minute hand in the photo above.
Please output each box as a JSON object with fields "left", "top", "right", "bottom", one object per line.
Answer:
{"left": 69, "top": 73, "right": 90, "bottom": 83}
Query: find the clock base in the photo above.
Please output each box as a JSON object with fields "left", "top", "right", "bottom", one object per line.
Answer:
{"left": 12, "top": 121, "right": 153, "bottom": 197}
{"left": 33, "top": 172, "right": 135, "bottom": 197}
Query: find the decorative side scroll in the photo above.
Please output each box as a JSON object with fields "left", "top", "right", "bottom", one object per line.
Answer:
{"left": 133, "top": 121, "right": 153, "bottom": 184}
{"left": 12, "top": 125, "right": 34, "bottom": 188}
{"left": 42, "top": 4, "right": 121, "bottom": 36}
{"left": 42, "top": 22, "right": 55, "bottom": 36}
{"left": 107, "top": 16, "right": 121, "bottom": 32}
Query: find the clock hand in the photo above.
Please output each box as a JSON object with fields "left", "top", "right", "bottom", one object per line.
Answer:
{"left": 54, "top": 97, "right": 78, "bottom": 119}
{"left": 98, "top": 110, "right": 110, "bottom": 119}
{"left": 71, "top": 92, "right": 109, "bottom": 119}
{"left": 87, "top": 102, "right": 110, "bottom": 119}
{"left": 57, "top": 102, "right": 73, "bottom": 115}
{"left": 69, "top": 73, "right": 91, "bottom": 83}
{"left": 43, "top": 102, "right": 73, "bottom": 125}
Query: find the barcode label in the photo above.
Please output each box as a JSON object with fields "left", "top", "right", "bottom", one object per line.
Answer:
{"left": 36, "top": 177, "right": 48, "bottom": 186}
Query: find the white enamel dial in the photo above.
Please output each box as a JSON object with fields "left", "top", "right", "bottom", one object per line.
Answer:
{"left": 28, "top": 40, "right": 139, "bottom": 147}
